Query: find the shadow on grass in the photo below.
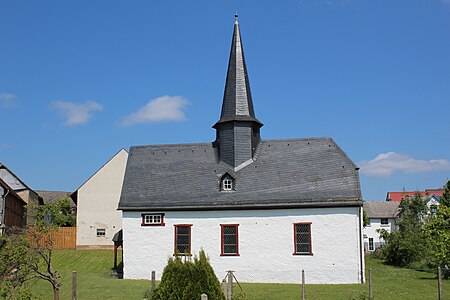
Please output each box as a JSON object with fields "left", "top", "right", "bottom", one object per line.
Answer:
{"left": 110, "top": 261, "right": 123, "bottom": 279}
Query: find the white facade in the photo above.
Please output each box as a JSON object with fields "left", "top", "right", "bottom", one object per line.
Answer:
{"left": 363, "top": 217, "right": 396, "bottom": 252}
{"left": 76, "top": 149, "right": 128, "bottom": 249}
{"left": 122, "top": 206, "right": 364, "bottom": 284}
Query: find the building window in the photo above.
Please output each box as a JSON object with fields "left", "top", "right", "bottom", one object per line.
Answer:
{"left": 430, "top": 205, "right": 437, "bottom": 214}
{"left": 381, "top": 218, "right": 389, "bottom": 225}
{"left": 141, "top": 213, "right": 165, "bottom": 226}
{"left": 174, "top": 224, "right": 192, "bottom": 256}
{"left": 293, "top": 222, "right": 312, "bottom": 255}
{"left": 221, "top": 174, "right": 234, "bottom": 191}
{"left": 221, "top": 224, "right": 239, "bottom": 256}
{"left": 96, "top": 229, "right": 106, "bottom": 237}
{"left": 369, "top": 238, "right": 374, "bottom": 251}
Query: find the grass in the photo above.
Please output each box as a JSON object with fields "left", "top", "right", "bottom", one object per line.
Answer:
{"left": 30, "top": 250, "right": 150, "bottom": 299}
{"left": 29, "top": 251, "right": 448, "bottom": 299}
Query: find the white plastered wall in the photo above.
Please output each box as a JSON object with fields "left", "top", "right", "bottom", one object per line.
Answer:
{"left": 363, "top": 217, "right": 395, "bottom": 251}
{"left": 123, "top": 206, "right": 364, "bottom": 284}
{"left": 76, "top": 149, "right": 128, "bottom": 248}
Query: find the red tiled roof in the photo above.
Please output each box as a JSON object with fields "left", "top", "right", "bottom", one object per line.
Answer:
{"left": 386, "top": 190, "right": 444, "bottom": 201}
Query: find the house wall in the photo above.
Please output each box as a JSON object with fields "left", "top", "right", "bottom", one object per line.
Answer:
{"left": 4, "top": 193, "right": 25, "bottom": 227}
{"left": 16, "top": 190, "right": 40, "bottom": 225}
{"left": 122, "top": 206, "right": 364, "bottom": 284}
{"left": 76, "top": 149, "right": 128, "bottom": 249}
{"left": 363, "top": 217, "right": 396, "bottom": 251}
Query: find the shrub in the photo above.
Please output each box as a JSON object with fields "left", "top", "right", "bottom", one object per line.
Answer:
{"left": 152, "top": 250, "right": 225, "bottom": 300}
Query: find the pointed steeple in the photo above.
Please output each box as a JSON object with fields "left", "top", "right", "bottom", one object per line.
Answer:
{"left": 214, "top": 16, "right": 263, "bottom": 169}
{"left": 214, "top": 15, "right": 262, "bottom": 127}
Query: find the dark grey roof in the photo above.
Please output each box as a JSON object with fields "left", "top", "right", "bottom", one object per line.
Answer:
{"left": 118, "top": 137, "right": 362, "bottom": 211}
{"left": 213, "top": 16, "right": 262, "bottom": 128}
{"left": 36, "top": 190, "right": 74, "bottom": 206}
{"left": 363, "top": 202, "right": 400, "bottom": 218}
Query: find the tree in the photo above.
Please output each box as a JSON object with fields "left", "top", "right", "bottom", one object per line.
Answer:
{"left": 36, "top": 198, "right": 76, "bottom": 227}
{"left": 379, "top": 193, "right": 429, "bottom": 267}
{"left": 424, "top": 205, "right": 450, "bottom": 278}
{"left": 0, "top": 229, "right": 34, "bottom": 300}
{"left": 440, "top": 180, "right": 450, "bottom": 207}
{"left": 363, "top": 210, "right": 369, "bottom": 227}
{"left": 152, "top": 249, "right": 225, "bottom": 300}
{"left": 424, "top": 180, "right": 450, "bottom": 278}
{"left": 27, "top": 226, "right": 62, "bottom": 300}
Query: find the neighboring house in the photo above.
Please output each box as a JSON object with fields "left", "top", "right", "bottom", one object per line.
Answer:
{"left": 386, "top": 189, "right": 444, "bottom": 201}
{"left": 0, "top": 178, "right": 27, "bottom": 234}
{"left": 36, "top": 190, "right": 76, "bottom": 213}
{"left": 71, "top": 149, "right": 128, "bottom": 249}
{"left": 363, "top": 202, "right": 399, "bottom": 252}
{"left": 0, "top": 163, "right": 43, "bottom": 226}
{"left": 118, "top": 17, "right": 365, "bottom": 284}
{"left": 426, "top": 195, "right": 440, "bottom": 214}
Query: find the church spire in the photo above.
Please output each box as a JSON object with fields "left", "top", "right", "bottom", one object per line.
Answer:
{"left": 214, "top": 16, "right": 263, "bottom": 169}
{"left": 214, "top": 14, "right": 262, "bottom": 127}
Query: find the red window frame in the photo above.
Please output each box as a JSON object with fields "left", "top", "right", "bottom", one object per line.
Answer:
{"left": 141, "top": 213, "right": 165, "bottom": 226}
{"left": 174, "top": 224, "right": 192, "bottom": 256}
{"left": 293, "top": 222, "right": 313, "bottom": 256}
{"left": 220, "top": 224, "right": 239, "bottom": 256}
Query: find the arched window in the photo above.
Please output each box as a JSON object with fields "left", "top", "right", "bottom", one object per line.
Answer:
{"left": 221, "top": 174, "right": 234, "bottom": 191}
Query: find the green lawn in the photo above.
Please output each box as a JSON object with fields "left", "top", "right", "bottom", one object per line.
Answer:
{"left": 29, "top": 251, "right": 448, "bottom": 299}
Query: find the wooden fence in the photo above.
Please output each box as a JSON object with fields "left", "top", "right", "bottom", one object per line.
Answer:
{"left": 45, "top": 227, "right": 77, "bottom": 250}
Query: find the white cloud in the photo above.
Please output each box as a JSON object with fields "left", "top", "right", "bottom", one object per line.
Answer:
{"left": 51, "top": 100, "right": 103, "bottom": 126}
{"left": 120, "top": 95, "right": 189, "bottom": 126}
{"left": 359, "top": 152, "right": 450, "bottom": 177}
{"left": 0, "top": 93, "right": 17, "bottom": 108}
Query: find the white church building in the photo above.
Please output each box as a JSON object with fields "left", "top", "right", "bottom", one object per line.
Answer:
{"left": 118, "top": 16, "right": 365, "bottom": 284}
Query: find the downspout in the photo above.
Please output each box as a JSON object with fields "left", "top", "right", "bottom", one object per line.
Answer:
{"left": 358, "top": 205, "right": 364, "bottom": 283}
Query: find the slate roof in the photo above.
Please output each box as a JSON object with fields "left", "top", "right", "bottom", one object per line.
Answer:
{"left": 36, "top": 190, "right": 74, "bottom": 207}
{"left": 213, "top": 15, "right": 262, "bottom": 128}
{"left": 118, "top": 137, "right": 362, "bottom": 211}
{"left": 363, "top": 201, "right": 400, "bottom": 218}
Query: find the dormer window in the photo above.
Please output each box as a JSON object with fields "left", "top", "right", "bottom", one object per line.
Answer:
{"left": 221, "top": 174, "right": 234, "bottom": 191}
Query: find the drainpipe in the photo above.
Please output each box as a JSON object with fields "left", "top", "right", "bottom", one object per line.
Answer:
{"left": 358, "top": 205, "right": 364, "bottom": 283}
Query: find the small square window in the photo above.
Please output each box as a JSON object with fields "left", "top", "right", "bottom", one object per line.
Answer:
{"left": 96, "top": 229, "right": 106, "bottom": 236}
{"left": 223, "top": 179, "right": 233, "bottom": 190}
{"left": 381, "top": 218, "right": 389, "bottom": 225}
{"left": 221, "top": 174, "right": 234, "bottom": 191}
{"left": 141, "top": 213, "right": 165, "bottom": 226}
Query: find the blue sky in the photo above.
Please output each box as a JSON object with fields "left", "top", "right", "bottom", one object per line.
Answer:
{"left": 1, "top": 0, "right": 449, "bottom": 201}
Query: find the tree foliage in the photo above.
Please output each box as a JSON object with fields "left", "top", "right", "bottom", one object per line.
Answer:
{"left": 0, "top": 199, "right": 65, "bottom": 300}
{"left": 152, "top": 250, "right": 225, "bottom": 300}
{"left": 0, "top": 229, "right": 34, "bottom": 300}
{"left": 440, "top": 180, "right": 450, "bottom": 207}
{"left": 363, "top": 210, "right": 369, "bottom": 227}
{"left": 36, "top": 197, "right": 76, "bottom": 227}
{"left": 424, "top": 180, "right": 450, "bottom": 278}
{"left": 379, "top": 193, "right": 429, "bottom": 267}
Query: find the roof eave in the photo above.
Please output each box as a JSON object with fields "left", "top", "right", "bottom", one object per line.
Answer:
{"left": 118, "top": 199, "right": 363, "bottom": 211}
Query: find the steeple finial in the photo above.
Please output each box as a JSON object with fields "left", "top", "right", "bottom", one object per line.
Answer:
{"left": 235, "top": 14, "right": 239, "bottom": 24}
